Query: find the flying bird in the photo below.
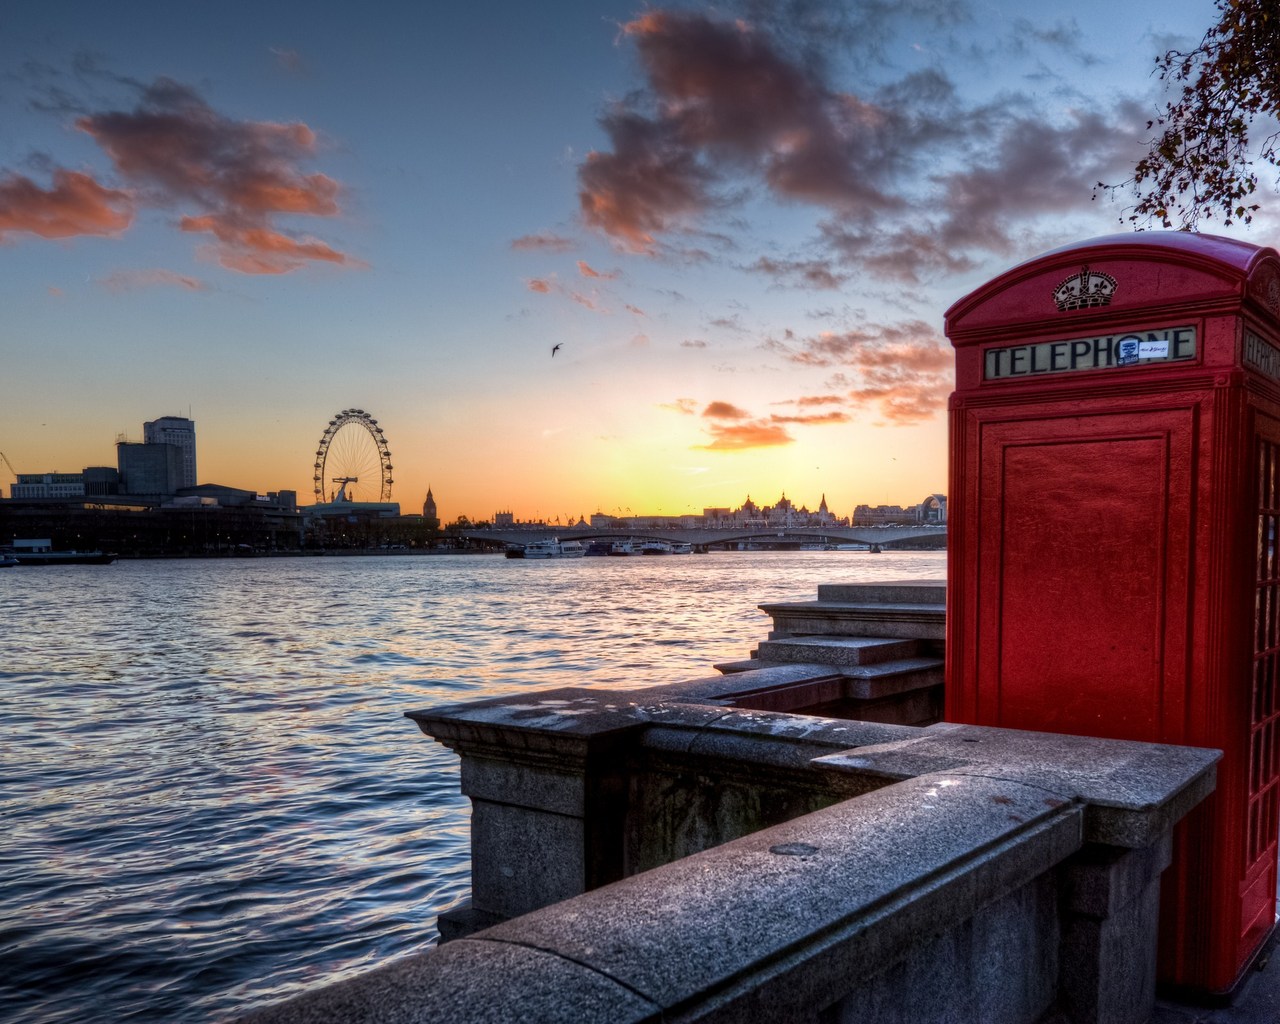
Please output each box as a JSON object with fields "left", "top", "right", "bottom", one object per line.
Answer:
{"left": 551, "top": 343, "right": 562, "bottom": 357}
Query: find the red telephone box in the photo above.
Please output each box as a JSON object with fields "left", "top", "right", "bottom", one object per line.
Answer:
{"left": 945, "top": 232, "right": 1280, "bottom": 994}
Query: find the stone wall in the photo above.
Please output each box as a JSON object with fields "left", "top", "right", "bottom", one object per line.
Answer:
{"left": 241, "top": 686, "right": 1217, "bottom": 1024}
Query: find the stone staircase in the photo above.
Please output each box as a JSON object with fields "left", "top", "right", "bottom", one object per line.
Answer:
{"left": 707, "top": 581, "right": 946, "bottom": 726}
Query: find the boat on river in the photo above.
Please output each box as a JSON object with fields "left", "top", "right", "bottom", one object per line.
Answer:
{"left": 639, "top": 540, "right": 671, "bottom": 555}
{"left": 505, "top": 538, "right": 586, "bottom": 559}
{"left": 8, "top": 549, "right": 116, "bottom": 565}
{"left": 7, "top": 539, "right": 116, "bottom": 565}
{"left": 609, "top": 541, "right": 634, "bottom": 556}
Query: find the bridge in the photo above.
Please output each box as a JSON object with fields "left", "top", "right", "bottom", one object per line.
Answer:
{"left": 456, "top": 524, "right": 946, "bottom": 550}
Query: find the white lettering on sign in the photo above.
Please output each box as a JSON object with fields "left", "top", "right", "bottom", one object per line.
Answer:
{"left": 1244, "top": 331, "right": 1280, "bottom": 384}
{"left": 984, "top": 326, "right": 1197, "bottom": 380}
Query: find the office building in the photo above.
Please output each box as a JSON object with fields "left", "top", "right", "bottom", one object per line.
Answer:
{"left": 117, "top": 442, "right": 183, "bottom": 498}
{"left": 143, "top": 416, "right": 197, "bottom": 489}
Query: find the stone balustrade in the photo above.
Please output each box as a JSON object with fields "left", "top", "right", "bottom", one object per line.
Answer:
{"left": 241, "top": 684, "right": 1217, "bottom": 1024}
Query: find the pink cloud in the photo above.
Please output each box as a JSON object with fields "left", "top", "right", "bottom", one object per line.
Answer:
{"left": 696, "top": 421, "right": 795, "bottom": 450}
{"left": 180, "top": 215, "right": 346, "bottom": 274}
{"left": 577, "top": 260, "right": 618, "bottom": 279}
{"left": 770, "top": 410, "right": 851, "bottom": 425}
{"left": 770, "top": 319, "right": 954, "bottom": 425}
{"left": 71, "top": 77, "right": 350, "bottom": 274}
{"left": 703, "top": 400, "right": 750, "bottom": 420}
{"left": 0, "top": 169, "right": 132, "bottom": 240}
{"left": 527, "top": 278, "right": 553, "bottom": 293}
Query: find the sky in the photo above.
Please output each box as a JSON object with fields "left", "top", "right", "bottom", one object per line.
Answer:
{"left": 2, "top": 0, "right": 1272, "bottom": 523}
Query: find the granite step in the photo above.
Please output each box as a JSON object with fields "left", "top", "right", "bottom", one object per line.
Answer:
{"left": 758, "top": 599, "right": 946, "bottom": 642}
{"left": 753, "top": 635, "right": 922, "bottom": 667}
{"left": 816, "top": 580, "right": 945, "bottom": 605}
{"left": 702, "top": 652, "right": 944, "bottom": 723}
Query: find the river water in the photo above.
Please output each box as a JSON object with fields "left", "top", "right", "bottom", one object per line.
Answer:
{"left": 2, "top": 549, "right": 946, "bottom": 1022}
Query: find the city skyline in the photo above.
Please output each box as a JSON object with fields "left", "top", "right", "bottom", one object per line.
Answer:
{"left": 5, "top": 412, "right": 937, "bottom": 524}
{"left": 4, "top": 1, "right": 1275, "bottom": 520}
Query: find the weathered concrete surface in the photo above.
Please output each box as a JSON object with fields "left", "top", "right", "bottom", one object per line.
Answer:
{"left": 239, "top": 726, "right": 1216, "bottom": 1024}
{"left": 235, "top": 936, "right": 659, "bottom": 1024}
{"left": 814, "top": 721, "right": 1219, "bottom": 848}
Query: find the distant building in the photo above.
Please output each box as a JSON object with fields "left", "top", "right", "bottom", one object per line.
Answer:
{"left": 117, "top": 442, "right": 183, "bottom": 498}
{"left": 11, "top": 472, "right": 85, "bottom": 499}
{"left": 917, "top": 494, "right": 947, "bottom": 524}
{"left": 494, "top": 510, "right": 515, "bottom": 528}
{"left": 853, "top": 504, "right": 914, "bottom": 526}
{"left": 423, "top": 487, "right": 439, "bottom": 528}
{"left": 83, "top": 467, "right": 120, "bottom": 497}
{"left": 143, "top": 416, "right": 197, "bottom": 489}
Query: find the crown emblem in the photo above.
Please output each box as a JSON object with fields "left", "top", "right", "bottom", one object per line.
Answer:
{"left": 1053, "top": 265, "right": 1117, "bottom": 311}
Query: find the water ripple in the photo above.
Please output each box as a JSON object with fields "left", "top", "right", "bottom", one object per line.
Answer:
{"left": 2, "top": 550, "right": 943, "bottom": 1022}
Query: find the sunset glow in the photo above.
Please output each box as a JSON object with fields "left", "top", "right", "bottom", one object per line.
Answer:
{"left": 2, "top": 1, "right": 1270, "bottom": 522}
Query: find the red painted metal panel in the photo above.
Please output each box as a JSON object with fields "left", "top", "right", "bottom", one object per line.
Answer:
{"left": 980, "top": 426, "right": 1182, "bottom": 741}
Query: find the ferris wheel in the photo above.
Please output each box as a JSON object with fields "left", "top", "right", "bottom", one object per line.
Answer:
{"left": 313, "top": 408, "right": 394, "bottom": 504}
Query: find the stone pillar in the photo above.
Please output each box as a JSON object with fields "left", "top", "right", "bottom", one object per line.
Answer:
{"left": 1057, "top": 837, "right": 1172, "bottom": 1024}
{"left": 407, "top": 689, "right": 648, "bottom": 938}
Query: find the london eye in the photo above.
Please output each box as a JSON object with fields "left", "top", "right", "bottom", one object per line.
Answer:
{"left": 313, "top": 409, "right": 394, "bottom": 504}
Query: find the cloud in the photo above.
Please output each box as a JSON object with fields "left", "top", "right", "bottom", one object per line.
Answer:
{"left": 579, "top": 107, "right": 715, "bottom": 251}
{"left": 750, "top": 255, "right": 849, "bottom": 290}
{"left": 522, "top": 273, "right": 615, "bottom": 314}
{"left": 579, "top": 7, "right": 1163, "bottom": 290}
{"left": 930, "top": 104, "right": 1148, "bottom": 255}
{"left": 578, "top": 10, "right": 915, "bottom": 249}
{"left": 577, "top": 260, "right": 618, "bottom": 279}
{"left": 100, "top": 268, "right": 207, "bottom": 292}
{"left": 58, "top": 76, "right": 351, "bottom": 273}
{"left": 818, "top": 221, "right": 978, "bottom": 284}
{"left": 707, "top": 313, "right": 747, "bottom": 332}
{"left": 769, "top": 319, "right": 953, "bottom": 424}
{"left": 770, "top": 410, "right": 851, "bottom": 425}
{"left": 661, "top": 397, "right": 699, "bottom": 414}
{"left": 179, "top": 216, "right": 346, "bottom": 274}
{"left": 0, "top": 169, "right": 133, "bottom": 240}
{"left": 569, "top": 290, "right": 606, "bottom": 312}
{"left": 777, "top": 393, "right": 846, "bottom": 407}
{"left": 847, "top": 367, "right": 953, "bottom": 424}
{"left": 696, "top": 421, "right": 795, "bottom": 450}
{"left": 681, "top": 338, "right": 708, "bottom": 348}
{"left": 702, "top": 400, "right": 751, "bottom": 420}
{"left": 512, "top": 232, "right": 574, "bottom": 252}
{"left": 624, "top": 303, "right": 646, "bottom": 316}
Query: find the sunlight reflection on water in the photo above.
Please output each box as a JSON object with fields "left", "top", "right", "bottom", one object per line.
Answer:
{"left": 1, "top": 549, "right": 944, "bottom": 1022}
